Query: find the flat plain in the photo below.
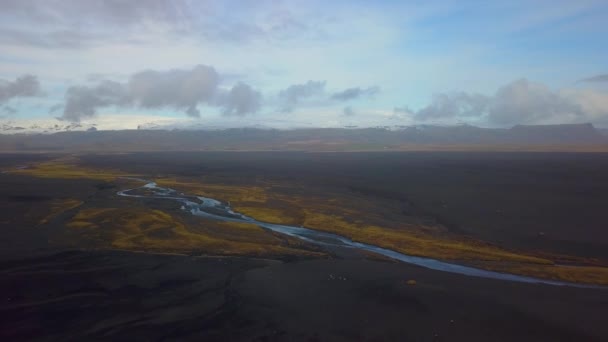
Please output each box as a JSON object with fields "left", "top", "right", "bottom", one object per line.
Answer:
{"left": 1, "top": 151, "right": 608, "bottom": 341}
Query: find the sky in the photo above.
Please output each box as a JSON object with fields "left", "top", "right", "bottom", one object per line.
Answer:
{"left": 1, "top": 0, "right": 608, "bottom": 130}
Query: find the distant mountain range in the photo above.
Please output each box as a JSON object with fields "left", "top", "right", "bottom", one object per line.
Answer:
{"left": 1, "top": 123, "right": 607, "bottom": 152}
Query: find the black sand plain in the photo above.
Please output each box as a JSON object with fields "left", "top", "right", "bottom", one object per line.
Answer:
{"left": 1, "top": 151, "right": 608, "bottom": 341}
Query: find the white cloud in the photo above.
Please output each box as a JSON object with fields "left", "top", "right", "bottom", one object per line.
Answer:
{"left": 409, "top": 79, "right": 608, "bottom": 126}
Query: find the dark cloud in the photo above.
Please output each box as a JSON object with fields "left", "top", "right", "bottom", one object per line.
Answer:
{"left": 580, "top": 74, "right": 608, "bottom": 83}
{"left": 408, "top": 79, "right": 601, "bottom": 126}
{"left": 62, "top": 80, "right": 128, "bottom": 121}
{"left": 219, "top": 83, "right": 262, "bottom": 116}
{"left": 128, "top": 65, "right": 220, "bottom": 117}
{"left": 342, "top": 106, "right": 355, "bottom": 116}
{"left": 60, "top": 65, "right": 261, "bottom": 121}
{"left": 0, "top": 74, "right": 42, "bottom": 103}
{"left": 278, "top": 80, "right": 326, "bottom": 112}
{"left": 331, "top": 86, "right": 379, "bottom": 101}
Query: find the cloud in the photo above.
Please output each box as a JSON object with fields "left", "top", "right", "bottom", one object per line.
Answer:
{"left": 408, "top": 79, "right": 608, "bottom": 126}
{"left": 0, "top": 28, "right": 103, "bottom": 49}
{"left": 414, "top": 92, "right": 489, "bottom": 120}
{"left": 277, "top": 81, "right": 380, "bottom": 112}
{"left": 488, "top": 79, "right": 582, "bottom": 125}
{"left": 128, "top": 65, "right": 220, "bottom": 117}
{"left": 562, "top": 88, "right": 608, "bottom": 124}
{"left": 62, "top": 80, "right": 128, "bottom": 121}
{"left": 218, "top": 82, "right": 262, "bottom": 116}
{"left": 580, "top": 74, "right": 608, "bottom": 83}
{"left": 0, "top": 1, "right": 188, "bottom": 49}
{"left": 0, "top": 74, "right": 42, "bottom": 103}
{"left": 278, "top": 80, "right": 326, "bottom": 112}
{"left": 331, "top": 86, "right": 379, "bottom": 101}
{"left": 60, "top": 65, "right": 261, "bottom": 121}
{"left": 342, "top": 106, "right": 355, "bottom": 116}
{"left": 0, "top": 1, "right": 317, "bottom": 49}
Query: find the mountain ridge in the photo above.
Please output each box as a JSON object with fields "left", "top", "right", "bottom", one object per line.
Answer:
{"left": 1, "top": 123, "right": 606, "bottom": 152}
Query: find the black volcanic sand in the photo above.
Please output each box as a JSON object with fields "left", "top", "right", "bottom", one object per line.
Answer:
{"left": 1, "top": 250, "right": 607, "bottom": 341}
{"left": 2, "top": 152, "right": 608, "bottom": 341}
{"left": 78, "top": 151, "right": 608, "bottom": 260}
{"left": 0, "top": 153, "right": 54, "bottom": 168}
{"left": 0, "top": 175, "right": 95, "bottom": 256}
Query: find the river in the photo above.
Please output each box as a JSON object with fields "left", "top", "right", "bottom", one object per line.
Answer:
{"left": 117, "top": 178, "right": 603, "bottom": 288}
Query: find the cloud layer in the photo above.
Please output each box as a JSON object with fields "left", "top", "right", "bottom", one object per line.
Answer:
{"left": 0, "top": 0, "right": 317, "bottom": 49}
{"left": 60, "top": 65, "right": 261, "bottom": 121}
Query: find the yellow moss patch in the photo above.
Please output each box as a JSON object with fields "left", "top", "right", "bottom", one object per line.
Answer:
{"left": 11, "top": 157, "right": 127, "bottom": 181}
{"left": 67, "top": 221, "right": 95, "bottom": 229}
{"left": 236, "top": 206, "right": 288, "bottom": 225}
{"left": 39, "top": 198, "right": 83, "bottom": 224}
{"left": 66, "top": 207, "right": 322, "bottom": 258}
{"left": 476, "top": 262, "right": 608, "bottom": 286}
{"left": 157, "top": 178, "right": 268, "bottom": 205}
{"left": 300, "top": 211, "right": 551, "bottom": 264}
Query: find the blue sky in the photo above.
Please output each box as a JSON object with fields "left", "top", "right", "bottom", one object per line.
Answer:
{"left": 1, "top": 0, "right": 608, "bottom": 130}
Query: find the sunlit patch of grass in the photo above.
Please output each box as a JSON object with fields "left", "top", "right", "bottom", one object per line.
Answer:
{"left": 67, "top": 208, "right": 117, "bottom": 229}
{"left": 236, "top": 206, "right": 292, "bottom": 225}
{"left": 66, "top": 221, "right": 95, "bottom": 229}
{"left": 157, "top": 178, "right": 269, "bottom": 206}
{"left": 66, "top": 207, "right": 322, "bottom": 258}
{"left": 39, "top": 198, "right": 83, "bottom": 225}
{"left": 300, "top": 211, "right": 551, "bottom": 264}
{"left": 10, "top": 157, "right": 128, "bottom": 181}
{"left": 470, "top": 262, "right": 608, "bottom": 286}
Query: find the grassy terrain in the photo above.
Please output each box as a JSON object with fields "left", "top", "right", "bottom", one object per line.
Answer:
{"left": 11, "top": 156, "right": 608, "bottom": 284}
{"left": 39, "top": 198, "right": 83, "bottom": 225}
{"left": 10, "top": 157, "right": 130, "bottom": 181}
{"left": 66, "top": 207, "right": 323, "bottom": 258}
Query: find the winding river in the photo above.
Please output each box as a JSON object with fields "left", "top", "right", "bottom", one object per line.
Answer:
{"left": 117, "top": 179, "right": 602, "bottom": 288}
